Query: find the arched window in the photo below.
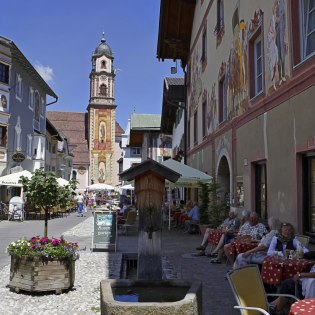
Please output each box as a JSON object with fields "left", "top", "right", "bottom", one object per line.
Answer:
{"left": 101, "top": 60, "right": 106, "bottom": 69}
{"left": 100, "top": 84, "right": 107, "bottom": 96}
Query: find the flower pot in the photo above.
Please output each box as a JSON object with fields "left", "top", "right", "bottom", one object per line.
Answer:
{"left": 9, "top": 256, "right": 75, "bottom": 294}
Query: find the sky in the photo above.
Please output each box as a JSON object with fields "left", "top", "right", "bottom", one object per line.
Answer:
{"left": 1, "top": 0, "right": 183, "bottom": 130}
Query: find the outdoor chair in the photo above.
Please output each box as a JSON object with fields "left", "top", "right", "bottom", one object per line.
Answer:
{"left": 227, "top": 264, "right": 299, "bottom": 315}
{"left": 295, "top": 234, "right": 310, "bottom": 248}
{"left": 118, "top": 210, "right": 137, "bottom": 235}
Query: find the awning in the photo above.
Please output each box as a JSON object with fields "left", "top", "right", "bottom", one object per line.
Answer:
{"left": 161, "top": 159, "right": 212, "bottom": 187}
{"left": 0, "top": 170, "right": 32, "bottom": 187}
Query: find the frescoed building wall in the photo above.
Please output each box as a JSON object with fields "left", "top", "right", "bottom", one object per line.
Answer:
{"left": 158, "top": 0, "right": 315, "bottom": 237}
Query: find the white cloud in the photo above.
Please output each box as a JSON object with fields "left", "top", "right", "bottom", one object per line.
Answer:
{"left": 34, "top": 62, "right": 54, "bottom": 83}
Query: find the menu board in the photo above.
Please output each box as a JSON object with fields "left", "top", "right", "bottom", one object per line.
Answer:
{"left": 92, "top": 211, "right": 117, "bottom": 251}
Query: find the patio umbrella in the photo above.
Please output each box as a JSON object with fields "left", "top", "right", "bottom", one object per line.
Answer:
{"left": 87, "top": 183, "right": 114, "bottom": 191}
{"left": 120, "top": 184, "right": 134, "bottom": 190}
{"left": 57, "top": 178, "right": 69, "bottom": 187}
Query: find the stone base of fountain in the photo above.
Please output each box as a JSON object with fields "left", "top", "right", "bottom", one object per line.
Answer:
{"left": 100, "top": 279, "right": 202, "bottom": 315}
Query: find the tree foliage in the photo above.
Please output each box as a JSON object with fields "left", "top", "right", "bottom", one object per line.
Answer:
{"left": 198, "top": 182, "right": 210, "bottom": 225}
{"left": 208, "top": 177, "right": 227, "bottom": 228}
{"left": 20, "top": 169, "right": 78, "bottom": 237}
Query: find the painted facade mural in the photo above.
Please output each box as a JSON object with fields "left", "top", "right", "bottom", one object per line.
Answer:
{"left": 228, "top": 7, "right": 248, "bottom": 119}
{"left": 207, "top": 83, "right": 217, "bottom": 135}
{"left": 0, "top": 92, "right": 8, "bottom": 111}
{"left": 188, "top": 46, "right": 202, "bottom": 118}
{"left": 189, "top": 2, "right": 288, "bottom": 137}
{"left": 91, "top": 108, "right": 114, "bottom": 184}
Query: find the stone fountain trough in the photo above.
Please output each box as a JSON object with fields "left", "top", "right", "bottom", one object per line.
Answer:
{"left": 100, "top": 279, "right": 202, "bottom": 315}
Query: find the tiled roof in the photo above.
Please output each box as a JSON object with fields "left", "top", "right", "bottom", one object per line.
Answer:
{"left": 47, "top": 111, "right": 89, "bottom": 166}
{"left": 115, "top": 122, "right": 124, "bottom": 136}
{"left": 47, "top": 111, "right": 124, "bottom": 166}
{"left": 131, "top": 113, "right": 161, "bottom": 130}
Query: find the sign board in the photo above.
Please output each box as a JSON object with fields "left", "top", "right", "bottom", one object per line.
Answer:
{"left": 92, "top": 211, "right": 117, "bottom": 252}
{"left": 12, "top": 152, "right": 25, "bottom": 163}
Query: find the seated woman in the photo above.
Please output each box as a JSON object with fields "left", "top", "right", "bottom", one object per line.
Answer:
{"left": 233, "top": 217, "right": 281, "bottom": 269}
{"left": 267, "top": 222, "right": 308, "bottom": 258}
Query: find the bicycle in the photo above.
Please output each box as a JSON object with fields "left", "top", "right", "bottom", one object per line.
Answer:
{"left": 8, "top": 204, "right": 25, "bottom": 222}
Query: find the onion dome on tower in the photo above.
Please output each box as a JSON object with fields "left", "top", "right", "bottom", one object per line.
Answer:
{"left": 93, "top": 32, "right": 112, "bottom": 57}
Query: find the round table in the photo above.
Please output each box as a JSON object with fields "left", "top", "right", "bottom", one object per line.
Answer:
{"left": 208, "top": 229, "right": 223, "bottom": 246}
{"left": 289, "top": 298, "right": 315, "bottom": 315}
{"left": 227, "top": 239, "right": 258, "bottom": 256}
{"left": 261, "top": 257, "right": 314, "bottom": 286}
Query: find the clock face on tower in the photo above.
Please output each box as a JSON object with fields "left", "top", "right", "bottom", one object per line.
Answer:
{"left": 100, "top": 75, "right": 107, "bottom": 81}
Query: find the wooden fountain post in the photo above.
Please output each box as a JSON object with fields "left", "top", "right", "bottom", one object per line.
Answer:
{"left": 119, "top": 159, "right": 180, "bottom": 280}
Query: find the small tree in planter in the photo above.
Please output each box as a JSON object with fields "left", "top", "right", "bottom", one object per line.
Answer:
{"left": 198, "top": 182, "right": 210, "bottom": 234}
{"left": 20, "top": 168, "right": 72, "bottom": 237}
{"left": 11, "top": 171, "right": 80, "bottom": 294}
{"left": 208, "top": 178, "right": 227, "bottom": 228}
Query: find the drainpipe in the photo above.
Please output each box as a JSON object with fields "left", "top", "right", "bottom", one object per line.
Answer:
{"left": 182, "top": 66, "right": 187, "bottom": 165}
{"left": 46, "top": 97, "right": 58, "bottom": 106}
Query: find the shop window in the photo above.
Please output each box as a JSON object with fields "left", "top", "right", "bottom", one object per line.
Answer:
{"left": 292, "top": 0, "right": 315, "bottom": 65}
{"left": 303, "top": 154, "right": 315, "bottom": 234}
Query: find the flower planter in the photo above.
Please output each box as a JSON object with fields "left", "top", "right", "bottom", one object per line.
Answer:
{"left": 9, "top": 256, "right": 75, "bottom": 294}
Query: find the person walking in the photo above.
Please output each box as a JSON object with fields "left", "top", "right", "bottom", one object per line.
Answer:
{"left": 76, "top": 192, "right": 85, "bottom": 217}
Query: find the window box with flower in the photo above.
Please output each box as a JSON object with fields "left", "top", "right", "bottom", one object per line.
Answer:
{"left": 7, "top": 236, "right": 79, "bottom": 294}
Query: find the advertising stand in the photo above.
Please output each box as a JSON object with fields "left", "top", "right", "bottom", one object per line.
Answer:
{"left": 92, "top": 210, "right": 117, "bottom": 252}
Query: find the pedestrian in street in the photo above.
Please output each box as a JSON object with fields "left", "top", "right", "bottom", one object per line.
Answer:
{"left": 76, "top": 192, "right": 85, "bottom": 217}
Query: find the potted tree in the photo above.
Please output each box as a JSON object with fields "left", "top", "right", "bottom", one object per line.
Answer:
{"left": 20, "top": 168, "right": 60, "bottom": 237}
{"left": 208, "top": 177, "right": 227, "bottom": 228}
{"left": 198, "top": 182, "right": 210, "bottom": 235}
{"left": 7, "top": 169, "right": 80, "bottom": 294}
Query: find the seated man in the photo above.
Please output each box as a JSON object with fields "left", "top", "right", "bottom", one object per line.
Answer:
{"left": 211, "top": 211, "right": 267, "bottom": 264}
{"left": 184, "top": 201, "right": 199, "bottom": 234}
{"left": 221, "top": 211, "right": 267, "bottom": 265}
{"left": 233, "top": 217, "right": 281, "bottom": 269}
{"left": 270, "top": 265, "right": 315, "bottom": 314}
{"left": 196, "top": 208, "right": 240, "bottom": 254}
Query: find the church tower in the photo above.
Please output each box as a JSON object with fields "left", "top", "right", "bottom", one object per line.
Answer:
{"left": 88, "top": 33, "right": 116, "bottom": 185}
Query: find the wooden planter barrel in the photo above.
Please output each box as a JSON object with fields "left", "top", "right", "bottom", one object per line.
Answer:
{"left": 9, "top": 256, "right": 75, "bottom": 294}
